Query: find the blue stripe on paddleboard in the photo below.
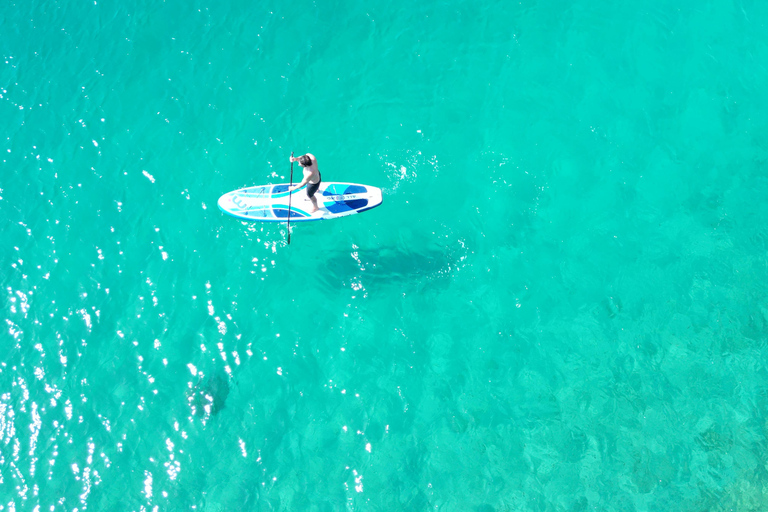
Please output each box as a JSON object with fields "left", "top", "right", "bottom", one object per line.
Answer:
{"left": 242, "top": 208, "right": 275, "bottom": 219}
{"left": 271, "top": 186, "right": 306, "bottom": 199}
{"left": 323, "top": 184, "right": 367, "bottom": 196}
{"left": 272, "top": 204, "right": 311, "bottom": 218}
{"left": 325, "top": 198, "right": 369, "bottom": 214}
{"left": 225, "top": 204, "right": 269, "bottom": 214}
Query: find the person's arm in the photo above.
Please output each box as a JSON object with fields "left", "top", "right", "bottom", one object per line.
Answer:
{"left": 289, "top": 174, "right": 310, "bottom": 191}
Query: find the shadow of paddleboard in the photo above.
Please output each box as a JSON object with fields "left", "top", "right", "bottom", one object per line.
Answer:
{"left": 321, "top": 244, "right": 465, "bottom": 290}
{"left": 187, "top": 367, "right": 231, "bottom": 422}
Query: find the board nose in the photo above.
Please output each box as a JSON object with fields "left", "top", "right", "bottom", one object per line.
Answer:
{"left": 217, "top": 194, "right": 231, "bottom": 211}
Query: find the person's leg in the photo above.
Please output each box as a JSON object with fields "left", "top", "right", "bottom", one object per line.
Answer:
{"left": 306, "top": 182, "right": 320, "bottom": 212}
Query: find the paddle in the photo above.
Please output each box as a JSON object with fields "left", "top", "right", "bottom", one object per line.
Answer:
{"left": 287, "top": 151, "right": 294, "bottom": 245}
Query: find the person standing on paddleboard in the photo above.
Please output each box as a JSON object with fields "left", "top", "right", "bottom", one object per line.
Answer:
{"left": 289, "top": 153, "right": 322, "bottom": 213}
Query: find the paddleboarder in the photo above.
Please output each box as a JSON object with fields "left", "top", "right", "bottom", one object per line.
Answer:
{"left": 289, "top": 153, "right": 321, "bottom": 213}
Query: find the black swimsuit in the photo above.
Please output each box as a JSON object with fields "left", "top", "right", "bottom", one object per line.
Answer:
{"left": 306, "top": 172, "right": 321, "bottom": 198}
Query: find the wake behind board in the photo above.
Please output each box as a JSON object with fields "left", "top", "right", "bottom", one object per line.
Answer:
{"left": 218, "top": 182, "right": 383, "bottom": 222}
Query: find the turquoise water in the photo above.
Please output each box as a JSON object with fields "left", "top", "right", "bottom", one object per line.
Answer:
{"left": 2, "top": 0, "right": 768, "bottom": 509}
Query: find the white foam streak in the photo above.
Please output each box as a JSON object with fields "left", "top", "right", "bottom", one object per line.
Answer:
{"left": 239, "top": 438, "right": 247, "bottom": 457}
{"left": 28, "top": 403, "right": 41, "bottom": 476}
{"left": 143, "top": 470, "right": 153, "bottom": 499}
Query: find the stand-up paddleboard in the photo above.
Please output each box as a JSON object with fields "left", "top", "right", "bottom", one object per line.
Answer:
{"left": 218, "top": 182, "right": 383, "bottom": 222}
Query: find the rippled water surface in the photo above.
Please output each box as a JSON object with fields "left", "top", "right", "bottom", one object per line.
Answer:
{"left": 2, "top": 0, "right": 768, "bottom": 510}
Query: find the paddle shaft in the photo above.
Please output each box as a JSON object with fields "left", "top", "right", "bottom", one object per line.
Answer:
{"left": 287, "top": 152, "right": 294, "bottom": 244}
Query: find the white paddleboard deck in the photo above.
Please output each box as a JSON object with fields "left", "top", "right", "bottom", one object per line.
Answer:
{"left": 218, "top": 182, "right": 383, "bottom": 222}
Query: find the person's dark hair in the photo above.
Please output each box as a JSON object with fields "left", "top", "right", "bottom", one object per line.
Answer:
{"left": 298, "top": 155, "right": 312, "bottom": 167}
